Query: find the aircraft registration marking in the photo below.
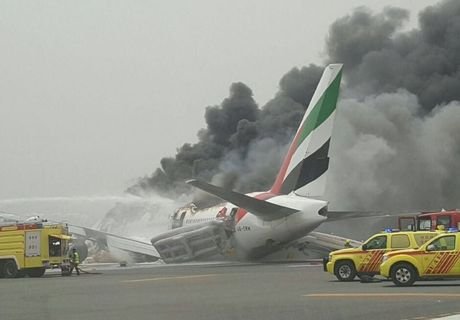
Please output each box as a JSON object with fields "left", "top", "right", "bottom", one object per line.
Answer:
{"left": 236, "top": 225, "right": 251, "bottom": 231}
{"left": 122, "top": 274, "right": 217, "bottom": 283}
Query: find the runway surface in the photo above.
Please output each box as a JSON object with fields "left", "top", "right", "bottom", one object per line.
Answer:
{"left": 2, "top": 261, "right": 460, "bottom": 320}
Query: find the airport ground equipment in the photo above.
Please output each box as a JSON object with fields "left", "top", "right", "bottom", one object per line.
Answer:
{"left": 0, "top": 219, "right": 71, "bottom": 278}
{"left": 380, "top": 229, "right": 460, "bottom": 286}
{"left": 398, "top": 210, "right": 460, "bottom": 231}
{"left": 324, "top": 229, "right": 439, "bottom": 281}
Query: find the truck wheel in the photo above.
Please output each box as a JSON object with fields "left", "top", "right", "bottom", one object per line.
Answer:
{"left": 3, "top": 260, "right": 18, "bottom": 278}
{"left": 27, "top": 267, "right": 46, "bottom": 278}
{"left": 391, "top": 263, "right": 417, "bottom": 287}
{"left": 335, "top": 261, "right": 356, "bottom": 281}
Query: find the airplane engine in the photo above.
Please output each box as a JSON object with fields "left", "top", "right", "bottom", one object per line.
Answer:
{"left": 151, "top": 220, "right": 231, "bottom": 263}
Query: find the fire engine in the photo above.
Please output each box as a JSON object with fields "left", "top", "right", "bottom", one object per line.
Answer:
{"left": 0, "top": 218, "right": 71, "bottom": 278}
{"left": 398, "top": 210, "right": 460, "bottom": 232}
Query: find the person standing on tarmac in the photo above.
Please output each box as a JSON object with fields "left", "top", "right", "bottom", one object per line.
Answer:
{"left": 344, "top": 239, "right": 353, "bottom": 248}
{"left": 70, "top": 248, "right": 80, "bottom": 276}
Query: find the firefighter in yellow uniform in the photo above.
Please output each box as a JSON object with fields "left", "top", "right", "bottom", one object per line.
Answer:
{"left": 344, "top": 239, "right": 353, "bottom": 248}
{"left": 70, "top": 248, "right": 80, "bottom": 276}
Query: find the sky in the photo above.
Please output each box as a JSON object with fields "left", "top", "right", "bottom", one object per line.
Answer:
{"left": 0, "top": 0, "right": 436, "bottom": 199}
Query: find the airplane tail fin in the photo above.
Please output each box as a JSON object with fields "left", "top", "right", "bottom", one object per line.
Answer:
{"left": 270, "top": 64, "right": 343, "bottom": 198}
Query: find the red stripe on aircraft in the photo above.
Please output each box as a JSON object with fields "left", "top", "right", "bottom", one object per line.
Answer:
{"left": 270, "top": 124, "right": 304, "bottom": 195}
{"left": 235, "top": 192, "right": 278, "bottom": 223}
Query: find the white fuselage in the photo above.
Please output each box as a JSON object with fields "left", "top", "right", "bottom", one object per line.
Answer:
{"left": 171, "top": 193, "right": 328, "bottom": 259}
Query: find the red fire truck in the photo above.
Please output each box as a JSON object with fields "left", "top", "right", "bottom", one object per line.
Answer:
{"left": 398, "top": 210, "right": 460, "bottom": 232}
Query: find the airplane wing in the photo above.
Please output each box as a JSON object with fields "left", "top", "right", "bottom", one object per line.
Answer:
{"left": 68, "top": 224, "right": 160, "bottom": 261}
{"left": 291, "top": 231, "right": 362, "bottom": 252}
{"left": 326, "top": 210, "right": 420, "bottom": 221}
{"left": 187, "top": 179, "right": 298, "bottom": 221}
{"left": 0, "top": 212, "right": 160, "bottom": 262}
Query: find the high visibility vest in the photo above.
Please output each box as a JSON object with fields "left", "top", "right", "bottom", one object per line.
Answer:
{"left": 72, "top": 252, "right": 80, "bottom": 264}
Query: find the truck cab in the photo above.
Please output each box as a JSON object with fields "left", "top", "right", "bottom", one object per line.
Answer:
{"left": 399, "top": 210, "right": 460, "bottom": 232}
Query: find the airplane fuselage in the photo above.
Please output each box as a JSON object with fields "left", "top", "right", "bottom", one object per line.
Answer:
{"left": 171, "top": 192, "right": 327, "bottom": 259}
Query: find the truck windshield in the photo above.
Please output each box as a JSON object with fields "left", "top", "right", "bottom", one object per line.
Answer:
{"left": 437, "top": 216, "right": 451, "bottom": 229}
{"left": 418, "top": 218, "right": 432, "bottom": 230}
{"left": 49, "top": 236, "right": 62, "bottom": 257}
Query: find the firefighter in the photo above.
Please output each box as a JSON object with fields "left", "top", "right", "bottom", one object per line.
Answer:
{"left": 436, "top": 225, "right": 445, "bottom": 233}
{"left": 344, "top": 239, "right": 353, "bottom": 248}
{"left": 70, "top": 248, "right": 80, "bottom": 276}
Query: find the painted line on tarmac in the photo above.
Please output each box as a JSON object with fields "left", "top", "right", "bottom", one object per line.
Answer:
{"left": 122, "top": 274, "right": 217, "bottom": 283}
{"left": 304, "top": 293, "right": 460, "bottom": 299}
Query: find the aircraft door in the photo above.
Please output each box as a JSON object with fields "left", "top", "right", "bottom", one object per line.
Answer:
{"left": 171, "top": 210, "right": 187, "bottom": 229}
{"left": 225, "top": 208, "right": 238, "bottom": 231}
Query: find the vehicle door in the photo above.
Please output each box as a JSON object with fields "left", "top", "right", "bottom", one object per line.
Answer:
{"left": 422, "top": 235, "right": 459, "bottom": 276}
{"left": 358, "top": 235, "right": 388, "bottom": 273}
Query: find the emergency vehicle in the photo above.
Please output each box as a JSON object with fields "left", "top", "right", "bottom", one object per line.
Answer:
{"left": 398, "top": 210, "right": 460, "bottom": 231}
{"left": 324, "top": 230, "right": 439, "bottom": 281}
{"left": 380, "top": 229, "right": 460, "bottom": 286}
{"left": 0, "top": 219, "right": 71, "bottom": 278}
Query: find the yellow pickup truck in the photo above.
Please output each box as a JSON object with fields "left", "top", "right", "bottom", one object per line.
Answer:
{"left": 324, "top": 230, "right": 439, "bottom": 281}
{"left": 380, "top": 230, "right": 460, "bottom": 286}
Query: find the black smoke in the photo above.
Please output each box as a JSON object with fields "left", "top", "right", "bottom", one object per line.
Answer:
{"left": 128, "top": 0, "right": 460, "bottom": 211}
{"left": 327, "top": 3, "right": 460, "bottom": 111}
{"left": 127, "top": 65, "right": 323, "bottom": 201}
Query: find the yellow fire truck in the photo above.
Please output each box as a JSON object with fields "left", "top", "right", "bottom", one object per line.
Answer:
{"left": 0, "top": 220, "right": 72, "bottom": 278}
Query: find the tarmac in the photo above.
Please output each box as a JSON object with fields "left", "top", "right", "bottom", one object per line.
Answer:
{"left": 1, "top": 261, "right": 460, "bottom": 320}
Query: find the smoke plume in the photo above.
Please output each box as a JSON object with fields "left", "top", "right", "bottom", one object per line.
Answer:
{"left": 128, "top": 0, "right": 460, "bottom": 211}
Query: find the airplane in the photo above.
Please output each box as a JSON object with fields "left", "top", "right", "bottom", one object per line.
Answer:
{"left": 150, "top": 63, "right": 369, "bottom": 263}
{"left": 0, "top": 64, "right": 426, "bottom": 264}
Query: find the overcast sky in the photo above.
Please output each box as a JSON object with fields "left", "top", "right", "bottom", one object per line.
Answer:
{"left": 0, "top": 0, "right": 436, "bottom": 199}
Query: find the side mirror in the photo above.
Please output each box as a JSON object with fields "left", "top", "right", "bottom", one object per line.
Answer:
{"left": 427, "top": 244, "right": 436, "bottom": 251}
{"left": 362, "top": 244, "right": 367, "bottom": 251}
